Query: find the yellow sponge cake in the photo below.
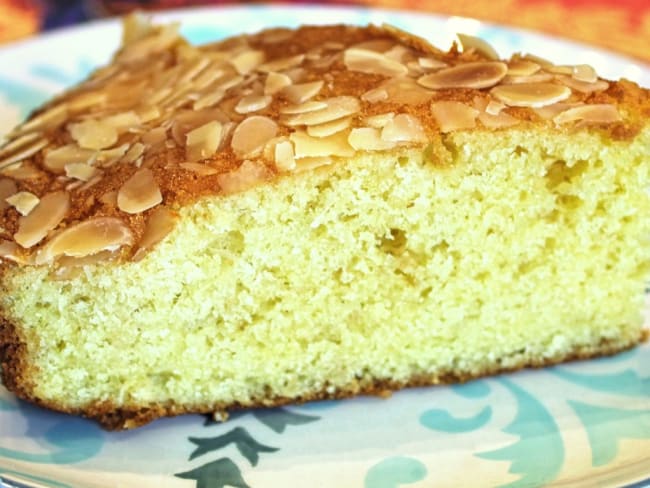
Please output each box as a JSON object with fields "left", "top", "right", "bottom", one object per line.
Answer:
{"left": 0, "top": 16, "right": 648, "bottom": 429}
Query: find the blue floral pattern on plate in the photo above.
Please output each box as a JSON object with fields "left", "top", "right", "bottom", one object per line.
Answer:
{"left": 0, "top": 6, "right": 649, "bottom": 487}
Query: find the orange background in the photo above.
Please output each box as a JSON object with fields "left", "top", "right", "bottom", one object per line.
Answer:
{"left": 0, "top": 0, "right": 649, "bottom": 62}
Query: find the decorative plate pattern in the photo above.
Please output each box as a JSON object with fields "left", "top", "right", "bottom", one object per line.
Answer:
{"left": 0, "top": 6, "right": 649, "bottom": 488}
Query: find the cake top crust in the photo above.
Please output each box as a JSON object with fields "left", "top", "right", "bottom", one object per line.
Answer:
{"left": 0, "top": 15, "right": 648, "bottom": 268}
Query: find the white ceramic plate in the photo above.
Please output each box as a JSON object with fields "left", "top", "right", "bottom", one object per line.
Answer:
{"left": 0, "top": 6, "right": 649, "bottom": 488}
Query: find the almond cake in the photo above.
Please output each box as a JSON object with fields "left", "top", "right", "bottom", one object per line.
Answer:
{"left": 0, "top": 15, "right": 648, "bottom": 429}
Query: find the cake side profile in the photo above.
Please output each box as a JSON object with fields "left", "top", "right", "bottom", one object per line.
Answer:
{"left": 0, "top": 16, "right": 649, "bottom": 430}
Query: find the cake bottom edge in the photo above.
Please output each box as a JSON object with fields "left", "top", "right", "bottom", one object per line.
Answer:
{"left": 3, "top": 329, "right": 646, "bottom": 431}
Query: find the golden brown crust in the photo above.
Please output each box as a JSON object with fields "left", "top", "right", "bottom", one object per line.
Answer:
{"left": 1, "top": 312, "right": 643, "bottom": 430}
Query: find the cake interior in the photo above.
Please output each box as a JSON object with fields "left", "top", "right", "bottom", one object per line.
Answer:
{"left": 2, "top": 126, "right": 649, "bottom": 415}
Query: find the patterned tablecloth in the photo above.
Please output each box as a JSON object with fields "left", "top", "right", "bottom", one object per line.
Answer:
{"left": 0, "top": 0, "right": 649, "bottom": 62}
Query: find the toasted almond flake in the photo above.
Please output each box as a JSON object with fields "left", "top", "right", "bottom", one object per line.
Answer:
{"left": 265, "top": 72, "right": 292, "bottom": 95}
{"left": 485, "top": 100, "right": 506, "bottom": 115}
{"left": 16, "top": 103, "right": 68, "bottom": 134}
{"left": 364, "top": 113, "right": 395, "bottom": 129}
{"left": 43, "top": 144, "right": 96, "bottom": 173}
{"left": 361, "top": 88, "right": 389, "bottom": 103}
{"left": 179, "top": 162, "right": 220, "bottom": 175}
{"left": 259, "top": 27, "right": 293, "bottom": 44}
{"left": 290, "top": 130, "right": 354, "bottom": 158}
{"left": 0, "top": 138, "right": 48, "bottom": 170}
{"left": 384, "top": 45, "right": 413, "bottom": 63}
{"left": 306, "top": 117, "right": 352, "bottom": 137}
{"left": 69, "top": 119, "right": 118, "bottom": 150}
{"left": 148, "top": 86, "right": 173, "bottom": 106}
{"left": 122, "top": 12, "right": 154, "bottom": 44}
{"left": 521, "top": 53, "right": 553, "bottom": 67}
{"left": 0, "top": 239, "right": 25, "bottom": 263}
{"left": 102, "top": 111, "right": 141, "bottom": 132}
{"left": 283, "top": 96, "right": 361, "bottom": 127}
{"left": 280, "top": 100, "right": 328, "bottom": 115}
{"left": 430, "top": 101, "right": 479, "bottom": 132}
{"left": 178, "top": 57, "right": 211, "bottom": 84}
{"left": 351, "top": 39, "right": 396, "bottom": 53}
{"left": 349, "top": 127, "right": 396, "bottom": 151}
{"left": 231, "top": 116, "right": 278, "bottom": 158}
{"left": 344, "top": 47, "right": 408, "bottom": 77}
{"left": 378, "top": 77, "right": 434, "bottom": 105}
{"left": 273, "top": 140, "right": 296, "bottom": 171}
{"left": 171, "top": 108, "right": 229, "bottom": 146}
{"left": 137, "top": 106, "right": 161, "bottom": 123}
{"left": 0, "top": 132, "right": 41, "bottom": 158}
{"left": 501, "top": 73, "right": 554, "bottom": 84}
{"left": 100, "top": 191, "right": 117, "bottom": 206}
{"left": 294, "top": 156, "right": 332, "bottom": 172}
{"left": 96, "top": 144, "right": 129, "bottom": 167}
{"left": 133, "top": 206, "right": 178, "bottom": 261}
{"left": 418, "top": 61, "right": 508, "bottom": 89}
{"left": 381, "top": 113, "right": 427, "bottom": 143}
{"left": 0, "top": 179, "right": 17, "bottom": 212}
{"left": 1, "top": 163, "right": 44, "bottom": 180}
{"left": 217, "top": 160, "right": 270, "bottom": 194}
{"left": 258, "top": 54, "right": 305, "bottom": 72}
{"left": 6, "top": 191, "right": 39, "bottom": 216}
{"left": 116, "top": 24, "right": 180, "bottom": 63}
{"left": 192, "top": 90, "right": 226, "bottom": 111}
{"left": 418, "top": 57, "right": 448, "bottom": 70}
{"left": 533, "top": 102, "right": 584, "bottom": 120}
{"left": 545, "top": 65, "right": 573, "bottom": 75}
{"left": 507, "top": 59, "right": 541, "bottom": 76}
{"left": 572, "top": 64, "right": 598, "bottom": 83}
{"left": 555, "top": 75, "right": 609, "bottom": 93}
{"left": 117, "top": 168, "right": 162, "bottom": 214}
{"left": 35, "top": 217, "right": 133, "bottom": 265}
{"left": 141, "top": 127, "right": 167, "bottom": 146}
{"left": 281, "top": 81, "right": 324, "bottom": 104}
{"left": 478, "top": 111, "right": 519, "bottom": 128}
{"left": 491, "top": 82, "right": 571, "bottom": 108}
{"left": 68, "top": 91, "right": 108, "bottom": 111}
{"left": 78, "top": 174, "right": 102, "bottom": 192}
{"left": 184, "top": 121, "right": 222, "bottom": 162}
{"left": 122, "top": 142, "right": 145, "bottom": 164}
{"left": 64, "top": 163, "right": 99, "bottom": 181}
{"left": 552, "top": 104, "right": 621, "bottom": 125}
{"left": 235, "top": 94, "right": 272, "bottom": 114}
{"left": 311, "top": 53, "right": 341, "bottom": 70}
{"left": 231, "top": 49, "right": 265, "bottom": 75}
{"left": 457, "top": 33, "right": 499, "bottom": 60}
{"left": 14, "top": 191, "right": 69, "bottom": 248}
{"left": 194, "top": 67, "right": 226, "bottom": 90}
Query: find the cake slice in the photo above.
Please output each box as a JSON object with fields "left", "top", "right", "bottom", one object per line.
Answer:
{"left": 0, "top": 16, "right": 648, "bottom": 430}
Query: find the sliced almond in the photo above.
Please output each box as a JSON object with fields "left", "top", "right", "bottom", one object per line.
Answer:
{"left": 273, "top": 140, "right": 296, "bottom": 171}
{"left": 133, "top": 206, "right": 178, "bottom": 261}
{"left": 555, "top": 75, "right": 609, "bottom": 93}
{"left": 418, "top": 62, "right": 507, "bottom": 89}
{"left": 0, "top": 132, "right": 41, "bottom": 158}
{"left": 0, "top": 137, "right": 48, "bottom": 170}
{"left": 217, "top": 160, "right": 270, "bottom": 194}
{"left": 533, "top": 102, "right": 584, "bottom": 120}
{"left": 0, "top": 179, "right": 17, "bottom": 212}
{"left": 478, "top": 111, "right": 519, "bottom": 128}
{"left": 231, "top": 49, "right": 265, "bottom": 75}
{"left": 430, "top": 101, "right": 479, "bottom": 132}
{"left": 507, "top": 59, "right": 541, "bottom": 77}
{"left": 491, "top": 82, "right": 571, "bottom": 108}
{"left": 457, "top": 33, "right": 499, "bottom": 60}
{"left": 365, "top": 112, "right": 395, "bottom": 128}
{"left": 231, "top": 116, "right": 278, "bottom": 158}
{"left": 102, "top": 111, "right": 141, "bottom": 132}
{"left": 0, "top": 239, "right": 25, "bottom": 264}
{"left": 381, "top": 113, "right": 427, "bottom": 143}
{"left": 572, "top": 64, "right": 598, "bottom": 83}
{"left": 361, "top": 88, "right": 389, "bottom": 103}
{"left": 343, "top": 47, "right": 408, "bottom": 77}
{"left": 307, "top": 116, "right": 352, "bottom": 138}
{"left": 43, "top": 144, "right": 96, "bottom": 173}
{"left": 281, "top": 81, "right": 324, "bottom": 104}
{"left": 378, "top": 77, "right": 434, "bottom": 105}
{"left": 16, "top": 104, "right": 68, "bottom": 134}
{"left": 282, "top": 96, "right": 361, "bottom": 127}
{"left": 186, "top": 121, "right": 223, "bottom": 162}
{"left": 35, "top": 217, "right": 133, "bottom": 265}
{"left": 485, "top": 100, "right": 506, "bottom": 115}
{"left": 117, "top": 168, "right": 162, "bottom": 214}
{"left": 280, "top": 100, "right": 328, "bottom": 115}
{"left": 122, "top": 142, "right": 145, "bottom": 164}
{"left": 258, "top": 54, "right": 305, "bottom": 72}
{"left": 235, "top": 94, "right": 272, "bottom": 114}
{"left": 69, "top": 119, "right": 118, "bottom": 150}
{"left": 553, "top": 104, "right": 621, "bottom": 125}
{"left": 290, "top": 129, "right": 354, "bottom": 159}
{"left": 6, "top": 191, "right": 39, "bottom": 216}
{"left": 179, "top": 162, "right": 220, "bottom": 175}
{"left": 501, "top": 72, "right": 554, "bottom": 84}
{"left": 418, "top": 57, "right": 448, "bottom": 70}
{"left": 65, "top": 163, "right": 100, "bottom": 182}
{"left": 265, "top": 72, "right": 292, "bottom": 95}
{"left": 14, "top": 191, "right": 69, "bottom": 248}
{"left": 294, "top": 156, "right": 333, "bottom": 172}
{"left": 349, "top": 127, "right": 396, "bottom": 151}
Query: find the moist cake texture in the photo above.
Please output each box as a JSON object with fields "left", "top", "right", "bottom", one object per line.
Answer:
{"left": 0, "top": 16, "right": 649, "bottom": 429}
